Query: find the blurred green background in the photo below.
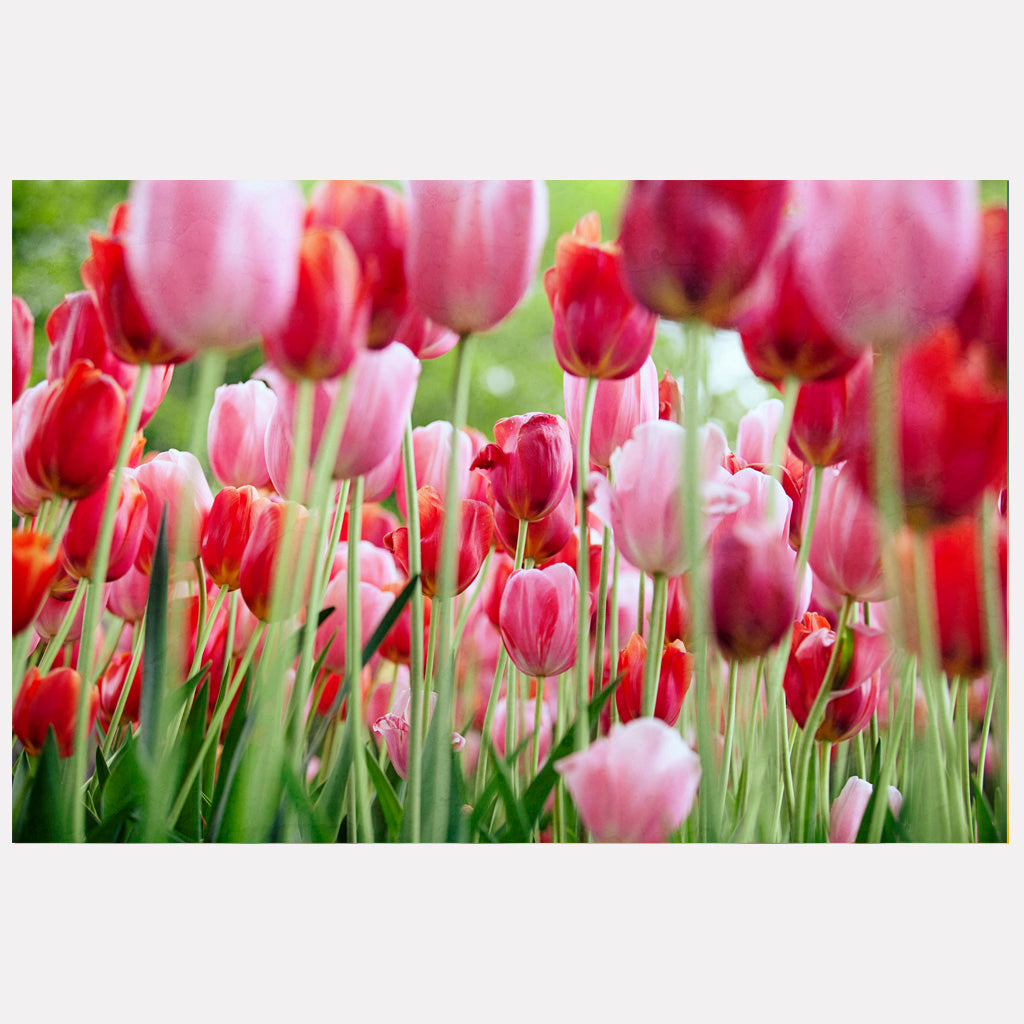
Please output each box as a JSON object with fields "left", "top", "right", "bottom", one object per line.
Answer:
{"left": 12, "top": 179, "right": 1009, "bottom": 464}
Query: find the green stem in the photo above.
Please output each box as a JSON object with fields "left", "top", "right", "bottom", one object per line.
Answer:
{"left": 954, "top": 678, "right": 974, "bottom": 840}
{"left": 474, "top": 647, "right": 510, "bottom": 801}
{"left": 818, "top": 742, "right": 832, "bottom": 836}
{"left": 506, "top": 517, "right": 530, "bottom": 767}
{"left": 767, "top": 376, "right": 800, "bottom": 521}
{"left": 717, "top": 657, "right": 740, "bottom": 829}
{"left": 975, "top": 668, "right": 998, "bottom": 801}
{"left": 100, "top": 616, "right": 147, "bottom": 759}
{"left": 977, "top": 489, "right": 1006, "bottom": 807}
{"left": 592, "top": 525, "right": 612, "bottom": 698}
{"left": 641, "top": 573, "right": 668, "bottom": 717}
{"left": 36, "top": 579, "right": 88, "bottom": 676}
{"left": 867, "top": 653, "right": 915, "bottom": 842}
{"left": 636, "top": 572, "right": 646, "bottom": 640}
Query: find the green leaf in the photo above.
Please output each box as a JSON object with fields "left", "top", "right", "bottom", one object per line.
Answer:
{"left": 486, "top": 740, "right": 532, "bottom": 843}
{"left": 101, "top": 727, "right": 147, "bottom": 829}
{"left": 971, "top": 778, "right": 1002, "bottom": 844}
{"left": 140, "top": 507, "right": 169, "bottom": 765}
{"left": 173, "top": 680, "right": 209, "bottom": 841}
{"left": 365, "top": 748, "right": 403, "bottom": 841}
{"left": 87, "top": 805, "right": 137, "bottom": 843}
{"left": 279, "top": 760, "right": 318, "bottom": 842}
{"left": 313, "top": 720, "right": 354, "bottom": 842}
{"left": 207, "top": 684, "right": 255, "bottom": 843}
{"left": 14, "top": 729, "right": 73, "bottom": 842}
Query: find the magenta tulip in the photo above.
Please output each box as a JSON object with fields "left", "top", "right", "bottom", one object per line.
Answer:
{"left": 499, "top": 564, "right": 579, "bottom": 678}
{"left": 405, "top": 180, "right": 548, "bottom": 335}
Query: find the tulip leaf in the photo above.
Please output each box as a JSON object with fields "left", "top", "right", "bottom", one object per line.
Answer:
{"left": 14, "top": 729, "right": 73, "bottom": 842}
{"left": 364, "top": 748, "right": 403, "bottom": 842}
{"left": 971, "top": 778, "right": 1002, "bottom": 844}
{"left": 313, "top": 720, "right": 354, "bottom": 842}
{"left": 207, "top": 680, "right": 255, "bottom": 843}
{"left": 279, "top": 760, "right": 318, "bottom": 842}
{"left": 173, "top": 680, "right": 209, "bottom": 841}
{"left": 361, "top": 575, "right": 419, "bottom": 664}
{"left": 140, "top": 507, "right": 169, "bottom": 765}
{"left": 487, "top": 740, "right": 532, "bottom": 843}
{"left": 100, "top": 727, "right": 147, "bottom": 834}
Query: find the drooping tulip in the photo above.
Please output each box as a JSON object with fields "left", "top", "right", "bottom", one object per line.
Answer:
{"left": 498, "top": 564, "right": 579, "bottom": 678}
{"left": 404, "top": 180, "right": 548, "bottom": 335}
{"left": 544, "top": 211, "right": 659, "bottom": 380}
{"left": 614, "top": 631, "right": 693, "bottom": 726}
{"left": 13, "top": 666, "right": 98, "bottom": 757}
{"left": 555, "top": 718, "right": 702, "bottom": 842}
{"left": 791, "top": 179, "right": 980, "bottom": 352}
{"left": 13, "top": 530, "right": 60, "bottom": 635}
{"left": 124, "top": 179, "right": 305, "bottom": 354}
{"left": 207, "top": 380, "right": 277, "bottom": 489}
{"left": 619, "top": 180, "right": 789, "bottom": 325}
{"left": 12, "top": 295, "right": 34, "bottom": 401}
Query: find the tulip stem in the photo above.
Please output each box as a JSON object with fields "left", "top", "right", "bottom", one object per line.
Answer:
{"left": 453, "top": 546, "right": 491, "bottom": 655}
{"left": 507, "top": 517, "right": 530, "bottom": 770}
{"left": 36, "top": 579, "right": 88, "bottom": 676}
{"left": 608, "top": 546, "right": 620, "bottom": 726}
{"left": 532, "top": 676, "right": 546, "bottom": 782}
{"left": 766, "top": 376, "right": 799, "bottom": 521}
{"left": 67, "top": 361, "right": 151, "bottom": 842}
{"left": 641, "top": 573, "right": 668, "bottom": 718}
{"left": 592, "top": 525, "right": 611, "bottom": 702}
{"left": 474, "top": 646, "right": 509, "bottom": 801}
{"left": 866, "top": 652, "right": 914, "bottom": 842}
{"left": 954, "top": 678, "right": 974, "bottom": 840}
{"left": 46, "top": 499, "right": 74, "bottom": 554}
{"left": 186, "top": 350, "right": 227, "bottom": 476}
{"left": 401, "top": 418, "right": 426, "bottom": 843}
{"left": 818, "top": 741, "right": 832, "bottom": 835}
{"left": 100, "top": 615, "right": 147, "bottom": 759}
{"left": 573, "top": 375, "right": 599, "bottom": 752}
{"left": 717, "top": 657, "right": 740, "bottom": 829}
{"left": 636, "top": 573, "right": 646, "bottom": 640}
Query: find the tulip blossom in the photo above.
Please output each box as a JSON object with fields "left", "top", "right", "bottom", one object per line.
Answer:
{"left": 133, "top": 450, "right": 214, "bottom": 574}
{"left": 808, "top": 461, "right": 889, "bottom": 603}
{"left": 13, "top": 530, "right": 60, "bottom": 635}
{"left": 394, "top": 421, "right": 473, "bottom": 519}
{"left": 614, "top": 631, "right": 693, "bottom": 726}
{"left": 372, "top": 685, "right": 466, "bottom": 780}
{"left": 658, "top": 370, "right": 683, "bottom": 424}
{"left": 62, "top": 470, "right": 148, "bottom": 582}
{"left": 405, "top": 180, "right": 548, "bottom": 335}
{"left": 791, "top": 179, "right": 980, "bottom": 352}
{"left": 377, "top": 580, "right": 431, "bottom": 666}
{"left": 13, "top": 666, "right": 98, "bottom": 757}
{"left": 207, "top": 380, "right": 277, "bottom": 489}
{"left": 563, "top": 356, "right": 659, "bottom": 469}
{"left": 12, "top": 294, "right": 33, "bottom": 401}
{"left": 26, "top": 360, "right": 127, "bottom": 501}
{"left": 787, "top": 354, "right": 871, "bottom": 468}
{"left": 201, "top": 485, "right": 260, "bottom": 590}
{"left": 384, "top": 486, "right": 494, "bottom": 599}
{"left": 619, "top": 180, "right": 789, "bottom": 325}
{"left": 239, "top": 497, "right": 314, "bottom": 622}
{"left": 499, "top": 564, "right": 579, "bottom": 678}
{"left": 589, "top": 420, "right": 748, "bottom": 578}
{"left": 262, "top": 226, "right": 370, "bottom": 379}
{"left": 556, "top": 718, "right": 702, "bottom": 842}
{"left": 955, "top": 205, "right": 1007, "bottom": 384}
{"left": 393, "top": 306, "right": 459, "bottom": 360}
{"left": 314, "top": 570, "right": 393, "bottom": 675}
{"left": 491, "top": 691, "right": 554, "bottom": 763}
{"left": 471, "top": 413, "right": 573, "bottom": 523}
{"left": 124, "top": 179, "right": 305, "bottom": 354}
{"left": 12, "top": 383, "right": 53, "bottom": 516}
{"left": 306, "top": 180, "right": 409, "bottom": 348}
{"left": 492, "top": 483, "right": 574, "bottom": 565}
{"left": 328, "top": 539, "right": 402, "bottom": 590}
{"left": 97, "top": 651, "right": 143, "bottom": 730}
{"left": 829, "top": 776, "right": 903, "bottom": 843}
{"left": 844, "top": 323, "right": 1006, "bottom": 528}
{"left": 784, "top": 613, "right": 890, "bottom": 743}
{"left": 106, "top": 563, "right": 151, "bottom": 624}
{"left": 544, "top": 211, "right": 659, "bottom": 380}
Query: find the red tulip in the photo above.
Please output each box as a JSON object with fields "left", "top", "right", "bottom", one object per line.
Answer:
{"left": 305, "top": 180, "right": 409, "bottom": 348}
{"left": 614, "top": 631, "right": 693, "bottom": 726}
{"left": 201, "top": 485, "right": 260, "bottom": 590}
{"left": 544, "top": 211, "right": 658, "bottom": 380}
{"left": 62, "top": 470, "right": 148, "bottom": 581}
{"left": 13, "top": 666, "right": 98, "bottom": 757}
{"left": 786, "top": 354, "right": 871, "bottom": 467}
{"left": 97, "top": 650, "right": 143, "bottom": 729}
{"left": 619, "top": 180, "right": 789, "bottom": 325}
{"left": 492, "top": 483, "right": 574, "bottom": 565}
{"left": 12, "top": 294, "right": 34, "bottom": 401}
{"left": 13, "top": 530, "right": 60, "bottom": 635}
{"left": 377, "top": 580, "right": 431, "bottom": 666}
{"left": 239, "top": 497, "right": 314, "bottom": 622}
{"left": 393, "top": 305, "right": 459, "bottom": 360}
{"left": 658, "top": 370, "right": 683, "bottom": 424}
{"left": 26, "top": 359, "right": 127, "bottom": 501}
{"left": 955, "top": 205, "right": 1007, "bottom": 385}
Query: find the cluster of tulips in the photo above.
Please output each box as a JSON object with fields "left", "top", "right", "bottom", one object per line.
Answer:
{"left": 11, "top": 179, "right": 1007, "bottom": 843}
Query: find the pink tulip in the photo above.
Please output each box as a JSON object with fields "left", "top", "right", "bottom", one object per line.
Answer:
{"left": 394, "top": 421, "right": 472, "bottom": 519}
{"left": 563, "top": 355, "right": 659, "bottom": 469}
{"left": 124, "top": 180, "right": 305, "bottom": 354}
{"left": 314, "top": 570, "right": 393, "bottom": 675}
{"left": 829, "top": 776, "right": 902, "bottom": 843}
{"left": 12, "top": 294, "right": 34, "bottom": 401}
{"left": 555, "top": 718, "right": 702, "bottom": 842}
{"left": 133, "top": 450, "right": 214, "bottom": 573}
{"left": 12, "top": 382, "right": 54, "bottom": 516}
{"left": 405, "top": 180, "right": 548, "bottom": 335}
{"left": 393, "top": 305, "right": 459, "bottom": 359}
{"left": 791, "top": 180, "right": 980, "bottom": 352}
{"left": 106, "top": 563, "right": 151, "bottom": 623}
{"left": 329, "top": 539, "right": 402, "bottom": 589}
{"left": 207, "top": 380, "right": 277, "bottom": 489}
{"left": 589, "top": 420, "right": 748, "bottom": 577}
{"left": 808, "top": 461, "right": 890, "bottom": 603}
{"left": 492, "top": 482, "right": 574, "bottom": 565}
{"left": 491, "top": 691, "right": 554, "bottom": 763}
{"left": 499, "top": 564, "right": 579, "bottom": 678}
{"left": 372, "top": 684, "right": 466, "bottom": 780}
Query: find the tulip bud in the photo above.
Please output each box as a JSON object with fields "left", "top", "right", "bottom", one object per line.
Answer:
{"left": 13, "top": 666, "right": 98, "bottom": 757}
{"left": 201, "top": 485, "right": 260, "bottom": 590}
{"left": 544, "top": 212, "right": 658, "bottom": 380}
{"left": 12, "top": 295, "right": 34, "bottom": 402}
{"left": 614, "top": 631, "right": 693, "bottom": 726}
{"left": 498, "top": 564, "right": 579, "bottom": 678}
{"left": 61, "top": 470, "right": 147, "bottom": 582}
{"left": 829, "top": 776, "right": 902, "bottom": 843}
{"left": 207, "top": 380, "right": 277, "bottom": 489}
{"left": 239, "top": 497, "right": 314, "bottom": 621}
{"left": 97, "top": 650, "right": 143, "bottom": 730}
{"left": 658, "top": 370, "right": 683, "bottom": 424}
{"left": 13, "top": 530, "right": 60, "bottom": 635}
{"left": 555, "top": 719, "right": 702, "bottom": 842}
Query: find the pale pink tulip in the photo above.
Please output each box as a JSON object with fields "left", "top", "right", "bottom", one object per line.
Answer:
{"left": 405, "top": 180, "right": 548, "bottom": 335}
{"left": 491, "top": 691, "right": 554, "bottom": 763}
{"left": 314, "top": 571, "right": 393, "bottom": 675}
{"left": 563, "top": 355, "right": 659, "bottom": 469}
{"left": 829, "top": 776, "right": 903, "bottom": 843}
{"left": 106, "top": 563, "right": 152, "bottom": 623}
{"left": 124, "top": 180, "right": 305, "bottom": 354}
{"left": 394, "top": 420, "right": 472, "bottom": 519}
{"left": 372, "top": 683, "right": 466, "bottom": 780}
{"left": 556, "top": 718, "right": 702, "bottom": 842}
{"left": 207, "top": 380, "right": 277, "bottom": 488}
{"left": 13, "top": 294, "right": 34, "bottom": 401}
{"left": 499, "top": 564, "right": 579, "bottom": 678}
{"left": 12, "top": 381, "right": 54, "bottom": 516}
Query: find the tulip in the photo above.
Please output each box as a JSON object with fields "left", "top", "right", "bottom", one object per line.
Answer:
{"left": 614, "top": 631, "right": 693, "bottom": 726}
{"left": 492, "top": 483, "right": 574, "bottom": 565}
{"left": 471, "top": 413, "right": 573, "bottom": 523}
{"left": 563, "top": 356, "right": 659, "bottom": 469}
{"left": 239, "top": 497, "right": 314, "bottom": 622}
{"left": 328, "top": 539, "right": 402, "bottom": 589}
{"left": 314, "top": 570, "right": 393, "bottom": 675}
{"left": 133, "top": 450, "right": 215, "bottom": 574}
{"left": 844, "top": 323, "right": 1007, "bottom": 528}
{"left": 12, "top": 294, "right": 33, "bottom": 401}
{"left": 955, "top": 205, "right": 1007, "bottom": 385}
{"left": 26, "top": 359, "right": 127, "bottom": 501}
{"left": 377, "top": 580, "right": 431, "bottom": 666}
{"left": 13, "top": 666, "right": 98, "bottom": 757}
{"left": 394, "top": 420, "right": 473, "bottom": 520}
{"left": 791, "top": 179, "right": 980, "bottom": 352}
{"left": 589, "top": 420, "right": 748, "bottom": 578}
{"left": 12, "top": 382, "right": 54, "bottom": 515}
{"left": 787, "top": 354, "right": 871, "bottom": 468}
{"left": 262, "top": 226, "right": 370, "bottom": 379}
{"left": 404, "top": 179, "right": 548, "bottom": 335}
{"left": 207, "top": 380, "right": 277, "bottom": 489}
{"left": 97, "top": 650, "right": 143, "bottom": 729}
{"left": 81, "top": 200, "right": 191, "bottom": 366}
{"left": 544, "top": 211, "right": 659, "bottom": 380}
{"left": 499, "top": 564, "right": 579, "bottom": 678}
{"left": 619, "top": 180, "right": 789, "bottom": 325}
{"left": 480, "top": 552, "right": 516, "bottom": 629}
{"left": 784, "top": 613, "right": 890, "bottom": 743}
{"left": 372, "top": 685, "right": 466, "bottom": 780}
{"left": 555, "top": 718, "right": 702, "bottom": 842}
{"left": 829, "top": 776, "right": 903, "bottom": 843}
{"left": 896, "top": 513, "right": 1007, "bottom": 680}
{"left": 340, "top": 502, "right": 400, "bottom": 548}
{"left": 201, "top": 485, "right": 260, "bottom": 590}
{"left": 491, "top": 690, "right": 554, "bottom": 763}
{"left": 384, "top": 486, "right": 494, "bottom": 599}
{"left": 62, "top": 470, "right": 148, "bottom": 581}
{"left": 124, "top": 179, "right": 305, "bottom": 354}
{"left": 393, "top": 306, "right": 459, "bottom": 360}
{"left": 45, "top": 290, "right": 173, "bottom": 427}
{"left": 106, "top": 563, "right": 151, "bottom": 624}
{"left": 13, "top": 530, "right": 60, "bottom": 635}
{"left": 658, "top": 370, "right": 683, "bottom": 424}
{"left": 305, "top": 180, "right": 409, "bottom": 348}
{"left": 807, "top": 461, "right": 889, "bottom": 603}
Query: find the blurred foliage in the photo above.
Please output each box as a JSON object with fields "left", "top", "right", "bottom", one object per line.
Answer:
{"left": 12, "top": 179, "right": 1009, "bottom": 459}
